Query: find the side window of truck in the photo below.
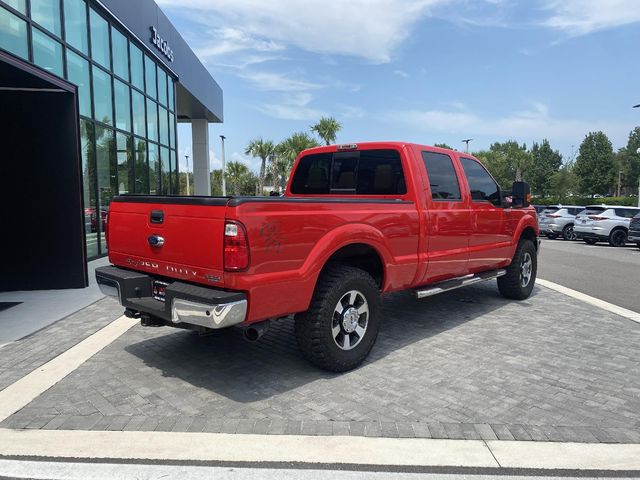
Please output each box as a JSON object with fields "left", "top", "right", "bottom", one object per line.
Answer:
{"left": 290, "top": 150, "right": 407, "bottom": 195}
{"left": 460, "top": 157, "right": 501, "bottom": 207}
{"left": 421, "top": 151, "right": 461, "bottom": 200}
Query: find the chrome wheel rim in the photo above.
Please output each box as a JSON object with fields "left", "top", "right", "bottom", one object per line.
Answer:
{"left": 332, "top": 290, "right": 369, "bottom": 351}
{"left": 520, "top": 252, "right": 533, "bottom": 287}
{"left": 565, "top": 226, "right": 576, "bottom": 241}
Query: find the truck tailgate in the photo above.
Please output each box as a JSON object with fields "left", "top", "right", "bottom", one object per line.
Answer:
{"left": 107, "top": 196, "right": 227, "bottom": 286}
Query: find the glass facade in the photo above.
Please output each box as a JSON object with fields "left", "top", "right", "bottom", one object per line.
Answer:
{"left": 0, "top": 0, "right": 179, "bottom": 259}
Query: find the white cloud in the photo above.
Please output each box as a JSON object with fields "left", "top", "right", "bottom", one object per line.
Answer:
{"left": 543, "top": 0, "right": 640, "bottom": 35}
{"left": 157, "top": 0, "right": 449, "bottom": 63}
{"left": 393, "top": 70, "right": 410, "bottom": 78}
{"left": 388, "top": 102, "right": 629, "bottom": 145}
{"left": 238, "top": 71, "right": 324, "bottom": 92}
{"left": 256, "top": 92, "right": 325, "bottom": 121}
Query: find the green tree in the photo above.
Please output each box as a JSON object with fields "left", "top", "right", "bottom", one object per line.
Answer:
{"left": 434, "top": 143, "right": 453, "bottom": 149}
{"left": 473, "top": 141, "right": 531, "bottom": 187}
{"left": 615, "top": 127, "right": 640, "bottom": 194}
{"left": 273, "top": 132, "right": 320, "bottom": 190}
{"left": 310, "top": 117, "right": 342, "bottom": 145}
{"left": 528, "top": 139, "right": 563, "bottom": 197}
{"left": 209, "top": 169, "right": 223, "bottom": 196}
{"left": 574, "top": 131, "right": 616, "bottom": 196}
{"left": 225, "top": 161, "right": 250, "bottom": 196}
{"left": 245, "top": 137, "right": 276, "bottom": 196}
{"left": 550, "top": 164, "right": 577, "bottom": 202}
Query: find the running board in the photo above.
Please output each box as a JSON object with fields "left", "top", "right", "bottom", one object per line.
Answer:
{"left": 414, "top": 269, "right": 506, "bottom": 299}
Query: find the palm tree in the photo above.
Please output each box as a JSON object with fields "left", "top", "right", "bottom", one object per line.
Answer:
{"left": 225, "top": 160, "right": 250, "bottom": 196}
{"left": 273, "top": 132, "right": 320, "bottom": 191}
{"left": 245, "top": 138, "right": 276, "bottom": 196}
{"left": 311, "top": 117, "right": 342, "bottom": 146}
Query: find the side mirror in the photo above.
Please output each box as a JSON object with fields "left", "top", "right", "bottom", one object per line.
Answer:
{"left": 511, "top": 181, "right": 531, "bottom": 208}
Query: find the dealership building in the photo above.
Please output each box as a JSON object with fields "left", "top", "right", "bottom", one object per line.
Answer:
{"left": 0, "top": 0, "right": 222, "bottom": 291}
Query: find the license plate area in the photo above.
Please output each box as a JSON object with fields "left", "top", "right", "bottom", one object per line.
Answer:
{"left": 152, "top": 280, "right": 169, "bottom": 302}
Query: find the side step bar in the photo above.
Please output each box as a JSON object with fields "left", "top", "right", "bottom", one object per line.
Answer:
{"left": 414, "top": 269, "right": 506, "bottom": 299}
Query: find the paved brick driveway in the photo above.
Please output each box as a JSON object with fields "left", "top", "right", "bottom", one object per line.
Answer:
{"left": 2, "top": 283, "right": 640, "bottom": 443}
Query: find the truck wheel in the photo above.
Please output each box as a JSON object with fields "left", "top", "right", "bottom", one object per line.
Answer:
{"left": 497, "top": 239, "right": 537, "bottom": 300}
{"left": 294, "top": 265, "right": 381, "bottom": 372}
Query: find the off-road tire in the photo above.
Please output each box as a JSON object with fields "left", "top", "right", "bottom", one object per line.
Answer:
{"left": 497, "top": 239, "right": 537, "bottom": 300}
{"left": 562, "top": 224, "right": 576, "bottom": 241}
{"left": 584, "top": 238, "right": 598, "bottom": 245}
{"left": 294, "top": 264, "right": 381, "bottom": 372}
{"left": 608, "top": 228, "right": 627, "bottom": 247}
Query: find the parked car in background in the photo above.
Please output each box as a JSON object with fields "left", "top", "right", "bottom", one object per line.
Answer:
{"left": 629, "top": 212, "right": 640, "bottom": 249}
{"left": 533, "top": 205, "right": 547, "bottom": 215}
{"left": 537, "top": 205, "right": 584, "bottom": 240}
{"left": 574, "top": 205, "right": 640, "bottom": 246}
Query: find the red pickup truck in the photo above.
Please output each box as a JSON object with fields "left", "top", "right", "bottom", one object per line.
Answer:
{"left": 97, "top": 142, "right": 539, "bottom": 371}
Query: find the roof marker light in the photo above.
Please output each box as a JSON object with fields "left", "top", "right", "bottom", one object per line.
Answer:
{"left": 337, "top": 144, "right": 358, "bottom": 151}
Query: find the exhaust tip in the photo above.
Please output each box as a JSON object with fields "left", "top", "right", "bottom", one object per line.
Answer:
{"left": 243, "top": 320, "right": 270, "bottom": 342}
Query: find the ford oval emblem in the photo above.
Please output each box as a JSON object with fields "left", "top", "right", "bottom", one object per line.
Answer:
{"left": 148, "top": 235, "right": 165, "bottom": 248}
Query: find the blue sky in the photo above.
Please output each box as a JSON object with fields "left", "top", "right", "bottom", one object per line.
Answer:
{"left": 157, "top": 0, "right": 640, "bottom": 174}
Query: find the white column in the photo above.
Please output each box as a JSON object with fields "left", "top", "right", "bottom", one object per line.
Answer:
{"left": 191, "top": 119, "right": 211, "bottom": 196}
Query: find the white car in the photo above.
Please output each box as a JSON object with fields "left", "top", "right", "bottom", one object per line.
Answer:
{"left": 537, "top": 205, "right": 584, "bottom": 240}
{"left": 574, "top": 205, "right": 640, "bottom": 246}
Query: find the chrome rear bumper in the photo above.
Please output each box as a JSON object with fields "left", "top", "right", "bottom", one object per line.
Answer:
{"left": 96, "top": 265, "right": 247, "bottom": 330}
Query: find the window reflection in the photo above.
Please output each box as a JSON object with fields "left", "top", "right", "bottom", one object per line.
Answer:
{"left": 66, "top": 50, "right": 91, "bottom": 117}
{"left": 114, "top": 79, "right": 131, "bottom": 131}
{"left": 0, "top": 6, "right": 28, "bottom": 59}
{"left": 111, "top": 27, "right": 129, "bottom": 81}
{"left": 92, "top": 66, "right": 112, "bottom": 125}
{"left": 80, "top": 120, "right": 99, "bottom": 258}
{"left": 148, "top": 142, "right": 159, "bottom": 194}
{"left": 130, "top": 44, "right": 144, "bottom": 91}
{"left": 159, "top": 105, "right": 168, "bottom": 146}
{"left": 146, "top": 98, "right": 158, "bottom": 142}
{"left": 31, "top": 0, "right": 61, "bottom": 36}
{"left": 90, "top": 8, "right": 110, "bottom": 69}
{"left": 144, "top": 54, "right": 156, "bottom": 99}
{"left": 95, "top": 125, "right": 115, "bottom": 252}
{"left": 134, "top": 138, "right": 149, "bottom": 194}
{"left": 160, "top": 146, "right": 170, "bottom": 194}
{"left": 63, "top": 0, "right": 88, "bottom": 54}
{"left": 32, "top": 28, "right": 63, "bottom": 77}
{"left": 116, "top": 133, "right": 133, "bottom": 194}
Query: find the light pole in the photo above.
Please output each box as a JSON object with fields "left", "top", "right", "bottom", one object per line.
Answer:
{"left": 184, "top": 154, "right": 190, "bottom": 195}
{"left": 220, "top": 135, "right": 227, "bottom": 196}
{"left": 461, "top": 138, "right": 473, "bottom": 153}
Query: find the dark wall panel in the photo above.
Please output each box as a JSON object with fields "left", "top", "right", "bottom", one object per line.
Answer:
{"left": 0, "top": 89, "right": 87, "bottom": 291}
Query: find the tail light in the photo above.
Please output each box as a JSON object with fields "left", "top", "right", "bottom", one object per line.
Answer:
{"left": 588, "top": 216, "right": 609, "bottom": 221}
{"left": 546, "top": 214, "right": 561, "bottom": 218}
{"left": 224, "top": 220, "right": 250, "bottom": 271}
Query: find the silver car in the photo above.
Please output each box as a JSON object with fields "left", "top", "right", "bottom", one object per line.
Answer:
{"left": 537, "top": 205, "right": 584, "bottom": 241}
{"left": 574, "top": 205, "right": 640, "bottom": 247}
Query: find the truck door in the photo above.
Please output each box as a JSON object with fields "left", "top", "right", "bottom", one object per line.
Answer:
{"left": 419, "top": 150, "right": 471, "bottom": 283}
{"left": 459, "top": 157, "right": 512, "bottom": 271}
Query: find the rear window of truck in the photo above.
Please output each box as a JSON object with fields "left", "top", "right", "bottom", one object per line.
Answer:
{"left": 290, "top": 149, "right": 407, "bottom": 195}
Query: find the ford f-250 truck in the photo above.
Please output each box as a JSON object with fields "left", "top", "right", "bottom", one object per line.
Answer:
{"left": 96, "top": 142, "right": 539, "bottom": 372}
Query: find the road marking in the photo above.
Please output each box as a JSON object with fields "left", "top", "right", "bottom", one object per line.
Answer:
{"left": 0, "top": 430, "right": 498, "bottom": 468}
{"left": 537, "top": 278, "right": 640, "bottom": 324}
{"left": 0, "top": 316, "right": 137, "bottom": 422}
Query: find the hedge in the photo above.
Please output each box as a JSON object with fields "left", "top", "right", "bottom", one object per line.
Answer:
{"left": 532, "top": 196, "right": 639, "bottom": 207}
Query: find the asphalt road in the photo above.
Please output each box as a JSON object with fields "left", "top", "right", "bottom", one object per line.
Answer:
{"left": 537, "top": 237, "right": 640, "bottom": 313}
